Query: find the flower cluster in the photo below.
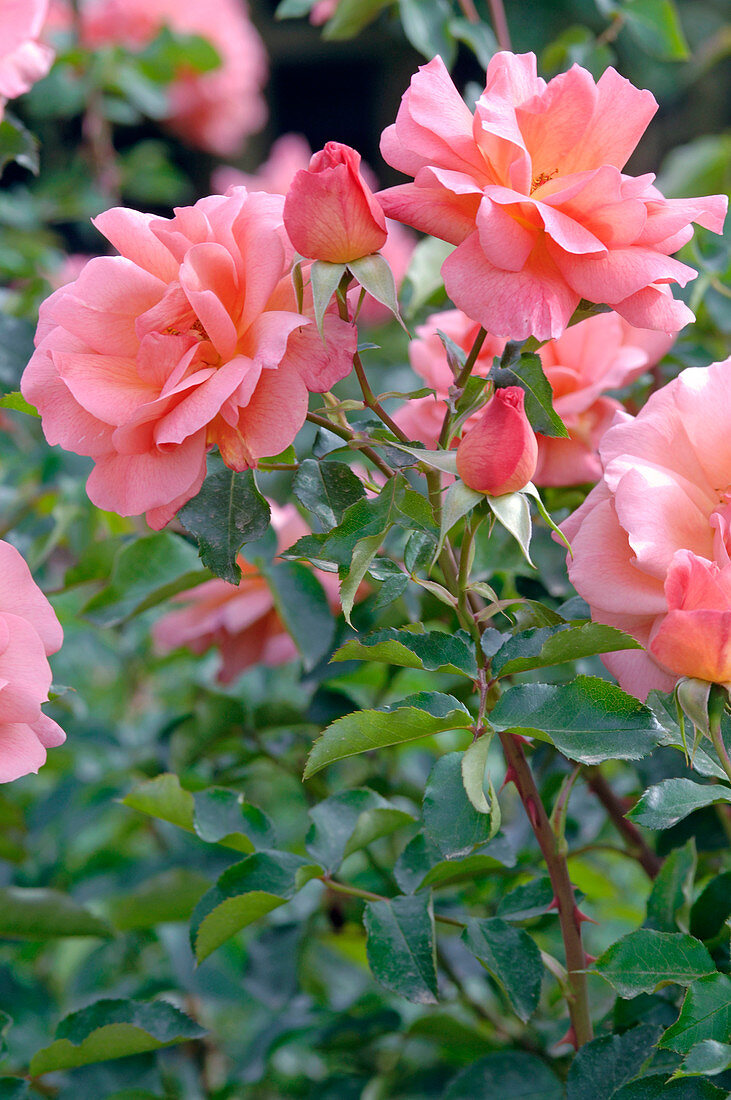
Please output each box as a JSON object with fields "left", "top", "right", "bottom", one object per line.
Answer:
{"left": 0, "top": 542, "right": 64, "bottom": 783}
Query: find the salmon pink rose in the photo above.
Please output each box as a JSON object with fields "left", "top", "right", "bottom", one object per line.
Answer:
{"left": 49, "top": 0, "right": 267, "bottom": 155}
{"left": 562, "top": 355, "right": 731, "bottom": 699}
{"left": 284, "top": 141, "right": 388, "bottom": 264}
{"left": 0, "top": 540, "right": 65, "bottom": 782}
{"left": 213, "top": 135, "right": 415, "bottom": 326}
{"left": 153, "top": 504, "right": 341, "bottom": 683}
{"left": 379, "top": 52, "right": 727, "bottom": 341}
{"left": 457, "top": 386, "right": 538, "bottom": 495}
{"left": 22, "top": 187, "right": 356, "bottom": 529}
{"left": 0, "top": 0, "right": 54, "bottom": 105}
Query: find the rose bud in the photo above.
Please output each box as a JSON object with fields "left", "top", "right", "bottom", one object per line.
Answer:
{"left": 283, "top": 141, "right": 388, "bottom": 263}
{"left": 456, "top": 386, "right": 538, "bottom": 495}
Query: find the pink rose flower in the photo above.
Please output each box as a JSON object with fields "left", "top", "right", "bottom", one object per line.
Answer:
{"left": 50, "top": 0, "right": 267, "bottom": 155}
{"left": 533, "top": 310, "right": 675, "bottom": 486}
{"left": 22, "top": 187, "right": 356, "bottom": 529}
{"left": 153, "top": 504, "right": 340, "bottom": 683}
{"left": 0, "top": 540, "right": 64, "bottom": 782}
{"left": 379, "top": 52, "right": 727, "bottom": 341}
{"left": 456, "top": 386, "right": 538, "bottom": 495}
{"left": 0, "top": 0, "right": 54, "bottom": 105}
{"left": 213, "top": 135, "right": 416, "bottom": 326}
{"left": 284, "top": 141, "right": 388, "bottom": 264}
{"left": 562, "top": 355, "right": 731, "bottom": 699}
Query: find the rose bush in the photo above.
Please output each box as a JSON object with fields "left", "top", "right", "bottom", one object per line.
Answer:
{"left": 379, "top": 52, "right": 727, "bottom": 340}
{"left": 22, "top": 187, "right": 356, "bottom": 528}
{"left": 564, "top": 355, "right": 731, "bottom": 698}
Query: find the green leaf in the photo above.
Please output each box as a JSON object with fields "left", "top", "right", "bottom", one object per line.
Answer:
{"left": 363, "top": 894, "right": 438, "bottom": 1004}
{"left": 627, "top": 779, "right": 731, "bottom": 830}
{"left": 309, "top": 260, "right": 346, "bottom": 333}
{"left": 461, "top": 918, "right": 542, "bottom": 1022}
{"left": 323, "top": 0, "right": 394, "bottom": 39}
{"left": 292, "top": 458, "right": 365, "bottom": 527}
{"left": 566, "top": 1023, "right": 662, "bottom": 1100}
{"left": 0, "top": 116, "right": 39, "bottom": 175}
{"left": 398, "top": 0, "right": 456, "bottom": 66}
{"left": 304, "top": 692, "right": 472, "bottom": 778}
{"left": 622, "top": 0, "right": 690, "bottom": 60}
{"left": 394, "top": 830, "right": 515, "bottom": 893}
{"left": 491, "top": 351, "right": 569, "bottom": 438}
{"left": 106, "top": 869, "right": 209, "bottom": 931}
{"left": 0, "top": 391, "right": 38, "bottom": 417}
{"left": 497, "top": 877, "right": 555, "bottom": 921}
{"left": 179, "top": 464, "right": 271, "bottom": 584}
{"left": 192, "top": 788, "right": 276, "bottom": 853}
{"left": 593, "top": 929, "right": 716, "bottom": 998}
{"left": 423, "top": 753, "right": 493, "bottom": 858}
{"left": 122, "top": 775, "right": 273, "bottom": 854}
{"left": 660, "top": 973, "right": 731, "bottom": 1053}
{"left": 262, "top": 560, "right": 334, "bottom": 668}
{"left": 388, "top": 442, "right": 460, "bottom": 476}
{"left": 445, "top": 1051, "right": 563, "bottom": 1100}
{"left": 30, "top": 999, "right": 204, "bottom": 1076}
{"left": 438, "top": 481, "right": 484, "bottom": 555}
{"left": 490, "top": 676, "right": 664, "bottom": 764}
{"left": 645, "top": 839, "right": 695, "bottom": 933}
{"left": 122, "top": 773, "right": 194, "bottom": 832}
{"left": 449, "top": 17, "right": 498, "bottom": 67}
{"left": 672, "top": 1040, "right": 731, "bottom": 1079}
{"left": 461, "top": 734, "right": 492, "bottom": 814}
{"left": 339, "top": 530, "right": 383, "bottom": 625}
{"left": 613, "top": 1077, "right": 727, "bottom": 1099}
{"left": 306, "top": 788, "right": 415, "bottom": 872}
{"left": 486, "top": 491, "right": 534, "bottom": 566}
{"left": 690, "top": 872, "right": 731, "bottom": 942}
{"left": 190, "top": 851, "right": 322, "bottom": 962}
{"left": 332, "top": 626, "right": 477, "bottom": 676}
{"left": 82, "top": 533, "right": 204, "bottom": 625}
{"left": 492, "top": 622, "right": 643, "bottom": 678}
{"left": 348, "top": 252, "right": 404, "bottom": 323}
{"left": 0, "top": 887, "right": 111, "bottom": 940}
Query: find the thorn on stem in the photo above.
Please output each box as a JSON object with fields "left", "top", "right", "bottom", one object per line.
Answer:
{"left": 556, "top": 1024, "right": 578, "bottom": 1051}
{"left": 500, "top": 764, "right": 519, "bottom": 791}
{"left": 573, "top": 904, "right": 598, "bottom": 928}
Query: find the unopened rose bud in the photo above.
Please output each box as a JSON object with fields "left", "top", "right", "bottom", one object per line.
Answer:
{"left": 283, "top": 141, "right": 388, "bottom": 264}
{"left": 456, "top": 386, "right": 538, "bottom": 495}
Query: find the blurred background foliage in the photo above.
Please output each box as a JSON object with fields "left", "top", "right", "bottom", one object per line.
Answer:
{"left": 0, "top": 0, "right": 728, "bottom": 1096}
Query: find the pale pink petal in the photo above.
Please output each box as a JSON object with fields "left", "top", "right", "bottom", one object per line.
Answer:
{"left": 0, "top": 723, "right": 47, "bottom": 783}
{"left": 0, "top": 543, "right": 62, "bottom": 655}
{"left": 93, "top": 208, "right": 179, "bottom": 282}
{"left": 0, "top": 613, "right": 52, "bottom": 722}
{"left": 86, "top": 430, "right": 207, "bottom": 516}
{"left": 29, "top": 712, "right": 66, "bottom": 749}
{"left": 612, "top": 284, "right": 694, "bottom": 333}
{"left": 283, "top": 312, "right": 356, "bottom": 392}
{"left": 559, "top": 66, "right": 657, "bottom": 175}
{"left": 235, "top": 362, "right": 308, "bottom": 462}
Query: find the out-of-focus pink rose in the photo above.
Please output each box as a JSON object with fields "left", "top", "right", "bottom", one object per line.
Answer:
{"left": 0, "top": 0, "right": 54, "bottom": 106}
{"left": 213, "top": 135, "right": 416, "bottom": 326}
{"left": 153, "top": 504, "right": 341, "bottom": 683}
{"left": 533, "top": 310, "right": 675, "bottom": 485}
{"left": 562, "top": 355, "right": 731, "bottom": 699}
{"left": 284, "top": 141, "right": 388, "bottom": 264}
{"left": 457, "top": 386, "right": 538, "bottom": 495}
{"left": 22, "top": 188, "right": 356, "bottom": 529}
{"left": 379, "top": 52, "right": 727, "bottom": 341}
{"left": 51, "top": 0, "right": 267, "bottom": 155}
{"left": 0, "top": 540, "right": 64, "bottom": 782}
